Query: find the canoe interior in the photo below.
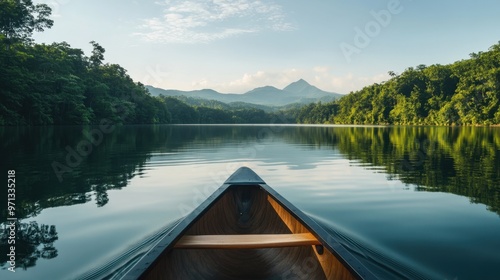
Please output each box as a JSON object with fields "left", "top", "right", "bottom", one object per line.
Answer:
{"left": 141, "top": 185, "right": 357, "bottom": 280}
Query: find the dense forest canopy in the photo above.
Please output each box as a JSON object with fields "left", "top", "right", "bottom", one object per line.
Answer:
{"left": 294, "top": 43, "right": 500, "bottom": 126}
{"left": 0, "top": 1, "right": 289, "bottom": 125}
{"left": 1, "top": 1, "right": 499, "bottom": 126}
{"left": 0, "top": 0, "right": 171, "bottom": 125}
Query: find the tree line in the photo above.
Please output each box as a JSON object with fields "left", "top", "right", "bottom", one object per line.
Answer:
{"left": 1, "top": 1, "right": 499, "bottom": 126}
{"left": 0, "top": 1, "right": 282, "bottom": 126}
{"left": 0, "top": 1, "right": 169, "bottom": 125}
{"left": 160, "top": 96, "right": 289, "bottom": 124}
{"left": 293, "top": 42, "right": 500, "bottom": 126}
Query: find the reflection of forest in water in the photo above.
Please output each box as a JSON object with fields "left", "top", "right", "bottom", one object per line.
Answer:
{"left": 2, "top": 125, "right": 499, "bottom": 218}
{"left": 1, "top": 222, "right": 57, "bottom": 270}
{"left": 0, "top": 125, "right": 260, "bottom": 221}
{"left": 0, "top": 125, "right": 174, "bottom": 269}
{"left": 282, "top": 126, "right": 500, "bottom": 215}
{"left": 1, "top": 125, "right": 499, "bottom": 269}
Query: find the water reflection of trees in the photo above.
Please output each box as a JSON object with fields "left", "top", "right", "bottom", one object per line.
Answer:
{"left": 283, "top": 126, "right": 500, "bottom": 215}
{"left": 1, "top": 125, "right": 256, "bottom": 270}
{"left": 1, "top": 125, "right": 499, "bottom": 269}
{"left": 2, "top": 125, "right": 499, "bottom": 217}
{"left": 0, "top": 126, "right": 172, "bottom": 222}
{"left": 0, "top": 125, "right": 179, "bottom": 270}
{"left": 1, "top": 125, "right": 279, "bottom": 220}
{"left": 0, "top": 222, "right": 58, "bottom": 270}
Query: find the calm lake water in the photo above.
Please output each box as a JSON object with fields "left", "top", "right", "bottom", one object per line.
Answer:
{"left": 1, "top": 125, "right": 500, "bottom": 279}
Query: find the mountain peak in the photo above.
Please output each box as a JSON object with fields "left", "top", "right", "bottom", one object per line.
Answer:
{"left": 296, "top": 78, "right": 310, "bottom": 85}
{"left": 285, "top": 79, "right": 310, "bottom": 89}
{"left": 283, "top": 79, "right": 313, "bottom": 93}
{"left": 146, "top": 80, "right": 342, "bottom": 107}
{"left": 283, "top": 79, "right": 341, "bottom": 99}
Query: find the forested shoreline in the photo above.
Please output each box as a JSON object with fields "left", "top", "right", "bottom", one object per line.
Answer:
{"left": 1, "top": 1, "right": 499, "bottom": 126}
{"left": 0, "top": 1, "right": 170, "bottom": 125}
{"left": 0, "top": 1, "right": 285, "bottom": 125}
{"left": 294, "top": 42, "right": 500, "bottom": 126}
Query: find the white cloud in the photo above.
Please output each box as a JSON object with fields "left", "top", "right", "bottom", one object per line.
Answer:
{"left": 313, "top": 66, "right": 330, "bottom": 73}
{"left": 191, "top": 78, "right": 210, "bottom": 88}
{"left": 320, "top": 71, "right": 381, "bottom": 93}
{"left": 135, "top": 0, "right": 293, "bottom": 43}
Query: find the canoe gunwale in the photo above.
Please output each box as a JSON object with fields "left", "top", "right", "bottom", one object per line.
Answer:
{"left": 121, "top": 167, "right": 377, "bottom": 280}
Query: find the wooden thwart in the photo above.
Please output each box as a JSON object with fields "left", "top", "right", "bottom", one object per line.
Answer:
{"left": 175, "top": 233, "right": 320, "bottom": 249}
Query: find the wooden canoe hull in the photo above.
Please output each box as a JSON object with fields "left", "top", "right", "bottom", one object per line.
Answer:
{"left": 122, "top": 167, "right": 376, "bottom": 280}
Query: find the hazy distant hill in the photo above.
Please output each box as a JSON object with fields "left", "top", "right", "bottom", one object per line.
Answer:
{"left": 146, "top": 79, "right": 343, "bottom": 106}
{"left": 284, "top": 79, "right": 338, "bottom": 99}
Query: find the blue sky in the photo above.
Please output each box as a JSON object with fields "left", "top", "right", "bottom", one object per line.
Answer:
{"left": 33, "top": 0, "right": 500, "bottom": 94}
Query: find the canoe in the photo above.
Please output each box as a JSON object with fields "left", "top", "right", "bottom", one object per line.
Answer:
{"left": 122, "top": 167, "right": 377, "bottom": 280}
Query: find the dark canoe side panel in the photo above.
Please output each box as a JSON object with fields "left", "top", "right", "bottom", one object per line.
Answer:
{"left": 122, "top": 167, "right": 262, "bottom": 279}
{"left": 120, "top": 183, "right": 231, "bottom": 280}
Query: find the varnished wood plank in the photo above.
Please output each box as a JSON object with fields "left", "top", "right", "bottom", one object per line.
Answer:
{"left": 175, "top": 233, "right": 320, "bottom": 249}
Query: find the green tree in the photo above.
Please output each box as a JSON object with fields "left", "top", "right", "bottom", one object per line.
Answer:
{"left": 161, "top": 96, "right": 199, "bottom": 124}
{"left": 0, "top": 0, "right": 53, "bottom": 49}
{"left": 89, "top": 40, "right": 105, "bottom": 68}
{"left": 290, "top": 41, "right": 500, "bottom": 126}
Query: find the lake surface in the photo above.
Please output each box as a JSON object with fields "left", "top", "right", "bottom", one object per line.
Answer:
{"left": 1, "top": 125, "right": 500, "bottom": 279}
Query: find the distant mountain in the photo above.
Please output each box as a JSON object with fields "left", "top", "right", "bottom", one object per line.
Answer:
{"left": 146, "top": 79, "right": 343, "bottom": 107}
{"left": 284, "top": 79, "right": 336, "bottom": 98}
